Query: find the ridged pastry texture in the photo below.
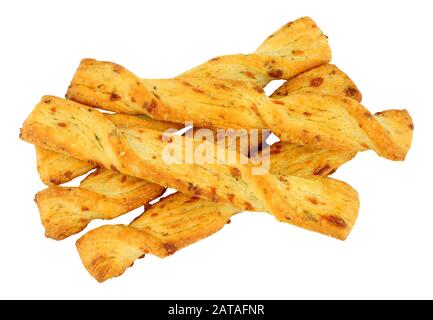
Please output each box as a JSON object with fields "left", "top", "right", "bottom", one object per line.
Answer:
{"left": 33, "top": 64, "right": 358, "bottom": 241}
{"left": 35, "top": 114, "right": 183, "bottom": 185}
{"left": 17, "top": 15, "right": 414, "bottom": 282}
{"left": 75, "top": 142, "right": 354, "bottom": 282}
{"left": 65, "top": 24, "right": 412, "bottom": 160}
{"left": 20, "top": 96, "right": 359, "bottom": 241}
{"left": 39, "top": 63, "right": 357, "bottom": 186}
{"left": 36, "top": 169, "right": 165, "bottom": 240}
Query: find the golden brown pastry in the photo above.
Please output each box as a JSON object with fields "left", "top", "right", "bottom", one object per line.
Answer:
{"left": 76, "top": 135, "right": 357, "bottom": 282}
{"left": 35, "top": 146, "right": 94, "bottom": 186}
{"left": 35, "top": 114, "right": 183, "bottom": 186}
{"left": 271, "top": 64, "right": 362, "bottom": 101}
{"left": 17, "top": 15, "right": 414, "bottom": 284}
{"left": 33, "top": 65, "right": 358, "bottom": 241}
{"left": 20, "top": 96, "right": 359, "bottom": 240}
{"left": 77, "top": 193, "right": 237, "bottom": 282}
{"left": 40, "top": 63, "right": 358, "bottom": 186}
{"left": 36, "top": 141, "right": 356, "bottom": 241}
{"left": 65, "top": 60, "right": 412, "bottom": 160}
{"left": 179, "top": 17, "right": 331, "bottom": 86}
{"left": 36, "top": 169, "right": 165, "bottom": 240}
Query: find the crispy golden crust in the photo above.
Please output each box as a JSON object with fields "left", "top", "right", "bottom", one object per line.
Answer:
{"left": 65, "top": 59, "right": 412, "bottom": 160}
{"left": 37, "top": 64, "right": 361, "bottom": 241}
{"left": 39, "top": 63, "right": 358, "bottom": 186}
{"left": 37, "top": 134, "right": 354, "bottom": 241}
{"left": 77, "top": 146, "right": 357, "bottom": 282}
{"left": 257, "top": 93, "right": 413, "bottom": 160}
{"left": 104, "top": 113, "right": 183, "bottom": 132}
{"left": 77, "top": 193, "right": 235, "bottom": 282}
{"left": 18, "top": 15, "right": 414, "bottom": 284}
{"left": 35, "top": 169, "right": 165, "bottom": 240}
{"left": 35, "top": 113, "right": 183, "bottom": 186}
{"left": 268, "top": 142, "right": 355, "bottom": 177}
{"left": 180, "top": 17, "right": 331, "bottom": 86}
{"left": 36, "top": 146, "right": 94, "bottom": 186}
{"left": 21, "top": 96, "right": 359, "bottom": 240}
{"left": 77, "top": 165, "right": 360, "bottom": 282}
{"left": 35, "top": 119, "right": 353, "bottom": 241}
{"left": 65, "top": 17, "right": 330, "bottom": 133}
{"left": 265, "top": 64, "right": 412, "bottom": 160}
{"left": 271, "top": 64, "right": 362, "bottom": 102}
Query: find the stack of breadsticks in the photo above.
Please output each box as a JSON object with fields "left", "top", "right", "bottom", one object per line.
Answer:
{"left": 20, "top": 17, "right": 413, "bottom": 282}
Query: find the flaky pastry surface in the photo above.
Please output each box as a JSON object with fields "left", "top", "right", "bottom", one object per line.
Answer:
{"left": 21, "top": 96, "right": 359, "bottom": 241}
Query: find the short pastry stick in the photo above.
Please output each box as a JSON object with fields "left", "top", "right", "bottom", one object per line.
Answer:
{"left": 35, "top": 146, "right": 94, "bottom": 186}
{"left": 178, "top": 17, "right": 330, "bottom": 86}
{"left": 77, "top": 192, "right": 237, "bottom": 282}
{"left": 35, "top": 169, "right": 165, "bottom": 240}
{"left": 21, "top": 96, "right": 359, "bottom": 240}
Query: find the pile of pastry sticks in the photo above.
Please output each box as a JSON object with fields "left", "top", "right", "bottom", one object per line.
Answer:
{"left": 20, "top": 17, "right": 413, "bottom": 282}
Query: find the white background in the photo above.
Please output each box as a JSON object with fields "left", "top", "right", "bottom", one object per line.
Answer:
{"left": 1, "top": 0, "right": 432, "bottom": 299}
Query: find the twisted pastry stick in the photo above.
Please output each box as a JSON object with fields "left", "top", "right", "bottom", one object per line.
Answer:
{"left": 37, "top": 63, "right": 360, "bottom": 186}
{"left": 35, "top": 146, "right": 94, "bottom": 186}
{"left": 65, "top": 16, "right": 331, "bottom": 133}
{"left": 37, "top": 139, "right": 355, "bottom": 240}
{"left": 36, "top": 169, "right": 165, "bottom": 240}
{"left": 77, "top": 141, "right": 355, "bottom": 282}
{"left": 35, "top": 127, "right": 267, "bottom": 240}
{"left": 178, "top": 17, "right": 330, "bottom": 86}
{"left": 34, "top": 115, "right": 180, "bottom": 238}
{"left": 271, "top": 63, "right": 362, "bottom": 101}
{"left": 33, "top": 65, "right": 358, "bottom": 240}
{"left": 35, "top": 113, "right": 183, "bottom": 185}
{"left": 77, "top": 193, "right": 235, "bottom": 282}
{"left": 36, "top": 66, "right": 355, "bottom": 240}
{"left": 66, "top": 60, "right": 412, "bottom": 161}
{"left": 20, "top": 96, "right": 359, "bottom": 240}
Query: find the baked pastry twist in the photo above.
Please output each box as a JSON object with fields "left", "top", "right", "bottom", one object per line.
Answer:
{"left": 21, "top": 96, "right": 359, "bottom": 240}
{"left": 33, "top": 64, "right": 357, "bottom": 240}
{"left": 36, "top": 63, "right": 361, "bottom": 186}
{"left": 77, "top": 192, "right": 235, "bottom": 282}
{"left": 36, "top": 169, "right": 165, "bottom": 240}
{"left": 76, "top": 142, "right": 355, "bottom": 282}
{"left": 35, "top": 113, "right": 182, "bottom": 185}
{"left": 35, "top": 146, "right": 94, "bottom": 186}
{"left": 178, "top": 17, "right": 331, "bottom": 86}
{"left": 66, "top": 58, "right": 412, "bottom": 161}
{"left": 36, "top": 139, "right": 355, "bottom": 240}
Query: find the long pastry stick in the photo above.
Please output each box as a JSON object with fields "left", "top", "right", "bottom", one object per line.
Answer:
{"left": 37, "top": 139, "right": 355, "bottom": 240}
{"left": 76, "top": 143, "right": 354, "bottom": 282}
{"left": 36, "top": 169, "right": 165, "bottom": 240}
{"left": 66, "top": 60, "right": 412, "bottom": 161}
{"left": 20, "top": 96, "right": 359, "bottom": 240}
{"left": 34, "top": 65, "right": 357, "bottom": 240}
{"left": 37, "top": 63, "right": 361, "bottom": 186}
{"left": 38, "top": 16, "right": 320, "bottom": 185}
